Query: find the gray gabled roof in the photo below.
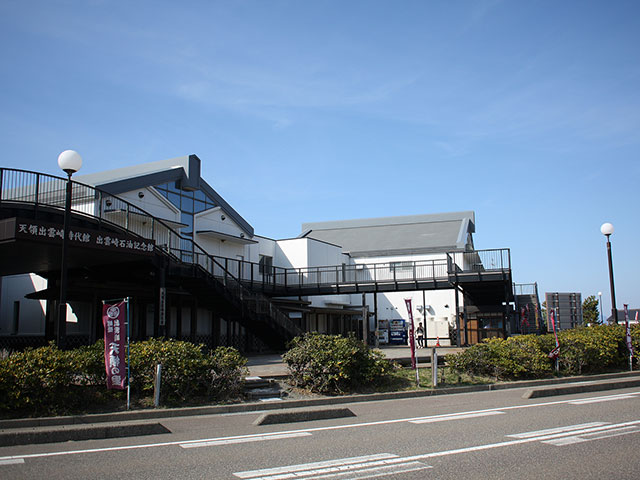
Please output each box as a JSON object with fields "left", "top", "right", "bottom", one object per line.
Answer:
{"left": 300, "top": 211, "right": 475, "bottom": 257}
{"left": 75, "top": 154, "right": 254, "bottom": 236}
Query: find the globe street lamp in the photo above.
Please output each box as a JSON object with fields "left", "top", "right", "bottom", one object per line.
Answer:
{"left": 600, "top": 222, "right": 618, "bottom": 324}
{"left": 598, "top": 291, "right": 603, "bottom": 324}
{"left": 57, "top": 150, "right": 83, "bottom": 348}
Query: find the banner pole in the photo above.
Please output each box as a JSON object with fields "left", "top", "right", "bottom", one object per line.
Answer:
{"left": 404, "top": 298, "right": 419, "bottom": 386}
{"left": 126, "top": 297, "right": 131, "bottom": 411}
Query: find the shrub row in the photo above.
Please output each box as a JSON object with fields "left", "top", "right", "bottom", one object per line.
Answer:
{"left": 0, "top": 339, "right": 247, "bottom": 416}
{"left": 283, "top": 332, "right": 395, "bottom": 394}
{"left": 448, "top": 324, "right": 639, "bottom": 380}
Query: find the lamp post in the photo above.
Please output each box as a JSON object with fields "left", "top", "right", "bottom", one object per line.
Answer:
{"left": 57, "top": 150, "right": 83, "bottom": 348}
{"left": 598, "top": 291, "right": 603, "bottom": 324}
{"left": 600, "top": 222, "right": 618, "bottom": 324}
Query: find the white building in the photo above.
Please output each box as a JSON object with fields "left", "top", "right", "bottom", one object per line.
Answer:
{"left": 0, "top": 155, "right": 513, "bottom": 351}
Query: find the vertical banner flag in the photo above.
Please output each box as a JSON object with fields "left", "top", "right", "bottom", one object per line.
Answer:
{"left": 624, "top": 305, "right": 634, "bottom": 356}
{"left": 404, "top": 298, "right": 417, "bottom": 369}
{"left": 548, "top": 308, "right": 560, "bottom": 359}
{"left": 102, "top": 301, "right": 127, "bottom": 390}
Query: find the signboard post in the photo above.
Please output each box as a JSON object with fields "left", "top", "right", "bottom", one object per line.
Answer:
{"left": 548, "top": 308, "right": 560, "bottom": 373}
{"left": 624, "top": 305, "right": 634, "bottom": 371}
{"left": 102, "top": 298, "right": 131, "bottom": 410}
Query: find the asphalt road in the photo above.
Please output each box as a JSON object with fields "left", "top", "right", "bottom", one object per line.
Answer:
{"left": 2, "top": 386, "right": 640, "bottom": 479}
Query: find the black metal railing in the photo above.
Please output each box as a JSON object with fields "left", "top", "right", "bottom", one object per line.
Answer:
{"left": 1, "top": 167, "right": 512, "bottom": 321}
{"left": 193, "top": 248, "right": 510, "bottom": 294}
{"left": 0, "top": 167, "right": 302, "bottom": 342}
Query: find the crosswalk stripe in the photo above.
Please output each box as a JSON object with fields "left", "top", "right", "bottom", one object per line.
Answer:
{"left": 302, "top": 461, "right": 432, "bottom": 480}
{"left": 542, "top": 425, "right": 640, "bottom": 446}
{"left": 507, "top": 422, "right": 607, "bottom": 438}
{"left": 180, "top": 432, "right": 311, "bottom": 448}
{"left": 234, "top": 454, "right": 399, "bottom": 479}
{"left": 410, "top": 411, "right": 504, "bottom": 424}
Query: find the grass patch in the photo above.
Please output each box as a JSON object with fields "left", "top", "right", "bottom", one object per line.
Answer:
{"left": 347, "top": 366, "right": 494, "bottom": 394}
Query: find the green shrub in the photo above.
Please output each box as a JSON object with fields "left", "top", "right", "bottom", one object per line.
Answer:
{"left": 0, "top": 339, "right": 248, "bottom": 415}
{"left": 557, "top": 325, "right": 626, "bottom": 374}
{"left": 207, "top": 346, "right": 248, "bottom": 400}
{"left": 130, "top": 339, "right": 247, "bottom": 404}
{"left": 0, "top": 342, "right": 79, "bottom": 415}
{"left": 449, "top": 324, "right": 634, "bottom": 380}
{"left": 68, "top": 340, "right": 107, "bottom": 386}
{"left": 448, "top": 335, "right": 550, "bottom": 380}
{"left": 283, "top": 333, "right": 394, "bottom": 394}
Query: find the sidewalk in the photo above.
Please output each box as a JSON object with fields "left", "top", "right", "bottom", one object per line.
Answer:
{"left": 247, "top": 345, "right": 464, "bottom": 378}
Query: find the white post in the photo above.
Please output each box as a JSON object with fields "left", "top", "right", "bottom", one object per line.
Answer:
{"left": 154, "top": 364, "right": 162, "bottom": 407}
{"left": 431, "top": 347, "right": 438, "bottom": 387}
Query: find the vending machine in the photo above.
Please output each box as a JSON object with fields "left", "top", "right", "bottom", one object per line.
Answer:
{"left": 388, "top": 319, "right": 407, "bottom": 345}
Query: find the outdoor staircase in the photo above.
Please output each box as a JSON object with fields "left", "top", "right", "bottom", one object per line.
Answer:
{"left": 176, "top": 262, "right": 304, "bottom": 350}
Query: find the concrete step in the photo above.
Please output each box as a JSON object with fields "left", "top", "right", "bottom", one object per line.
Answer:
{"left": 244, "top": 376, "right": 283, "bottom": 400}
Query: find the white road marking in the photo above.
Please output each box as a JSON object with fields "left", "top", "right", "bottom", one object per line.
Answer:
{"left": 234, "top": 454, "right": 399, "bottom": 478}
{"left": 541, "top": 425, "right": 640, "bottom": 446}
{"left": 234, "top": 454, "right": 432, "bottom": 480}
{"left": 410, "top": 410, "right": 504, "bottom": 424}
{"left": 234, "top": 420, "right": 640, "bottom": 479}
{"left": 507, "top": 422, "right": 608, "bottom": 438}
{"left": 568, "top": 393, "right": 636, "bottom": 405}
{"left": 180, "top": 432, "right": 311, "bottom": 449}
{"left": 2, "top": 390, "right": 640, "bottom": 464}
{"left": 0, "top": 459, "right": 24, "bottom": 466}
{"left": 299, "top": 462, "right": 431, "bottom": 480}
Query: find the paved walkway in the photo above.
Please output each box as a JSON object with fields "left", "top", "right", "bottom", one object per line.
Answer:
{"left": 247, "top": 345, "right": 464, "bottom": 378}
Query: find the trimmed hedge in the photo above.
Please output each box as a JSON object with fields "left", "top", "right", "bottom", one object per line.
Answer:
{"left": 0, "top": 340, "right": 247, "bottom": 416}
{"left": 448, "top": 324, "right": 638, "bottom": 380}
{"left": 283, "top": 333, "right": 395, "bottom": 394}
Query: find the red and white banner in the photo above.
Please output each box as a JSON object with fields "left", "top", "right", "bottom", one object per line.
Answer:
{"left": 102, "top": 301, "right": 127, "bottom": 390}
{"left": 404, "top": 298, "right": 417, "bottom": 369}
{"left": 624, "top": 305, "right": 634, "bottom": 356}
{"left": 548, "top": 309, "right": 560, "bottom": 359}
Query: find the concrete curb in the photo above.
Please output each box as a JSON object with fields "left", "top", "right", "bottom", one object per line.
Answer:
{"left": 522, "top": 378, "right": 640, "bottom": 399}
{"left": 2, "top": 370, "right": 640, "bottom": 431}
{"left": 254, "top": 407, "right": 355, "bottom": 425}
{"left": 0, "top": 422, "right": 170, "bottom": 447}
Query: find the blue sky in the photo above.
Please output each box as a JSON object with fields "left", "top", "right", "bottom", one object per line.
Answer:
{"left": 1, "top": 0, "right": 639, "bottom": 315}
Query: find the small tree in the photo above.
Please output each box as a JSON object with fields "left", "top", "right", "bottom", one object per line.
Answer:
{"left": 583, "top": 295, "right": 600, "bottom": 325}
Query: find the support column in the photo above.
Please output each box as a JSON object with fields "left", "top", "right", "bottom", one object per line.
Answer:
{"left": 190, "top": 299, "right": 198, "bottom": 343}
{"left": 422, "top": 290, "right": 427, "bottom": 345}
{"left": 373, "top": 292, "right": 379, "bottom": 347}
{"left": 362, "top": 293, "right": 368, "bottom": 345}
{"left": 503, "top": 283, "right": 509, "bottom": 339}
{"left": 455, "top": 283, "right": 461, "bottom": 347}
{"left": 176, "top": 296, "right": 183, "bottom": 340}
{"left": 212, "top": 314, "right": 220, "bottom": 347}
